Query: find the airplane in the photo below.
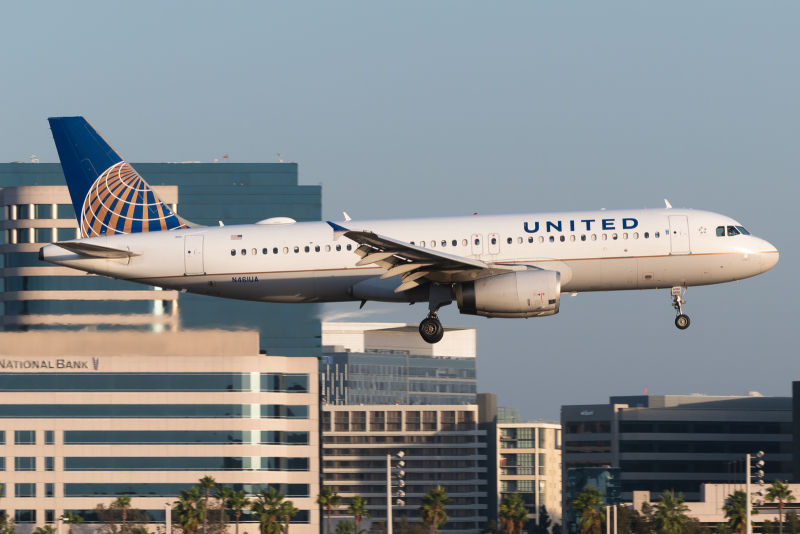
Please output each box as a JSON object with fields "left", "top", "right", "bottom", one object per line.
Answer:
{"left": 39, "top": 117, "right": 779, "bottom": 344}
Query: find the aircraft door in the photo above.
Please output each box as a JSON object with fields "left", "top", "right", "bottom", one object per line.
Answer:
{"left": 184, "top": 235, "right": 205, "bottom": 275}
{"left": 471, "top": 234, "right": 483, "bottom": 256}
{"left": 488, "top": 233, "right": 500, "bottom": 255}
{"left": 668, "top": 216, "right": 691, "bottom": 255}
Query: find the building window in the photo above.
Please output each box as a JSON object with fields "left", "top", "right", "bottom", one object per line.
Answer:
{"left": 538, "top": 453, "right": 546, "bottom": 475}
{"left": 261, "top": 373, "right": 309, "bottom": 393}
{"left": 45, "top": 483, "right": 55, "bottom": 497}
{"left": 45, "top": 457, "right": 55, "bottom": 471}
{"left": 15, "top": 430, "right": 35, "bottom": 445}
{"left": 334, "top": 412, "right": 349, "bottom": 432}
{"left": 387, "top": 411, "right": 402, "bottom": 431}
{"left": 15, "top": 510, "right": 36, "bottom": 524}
{"left": 370, "top": 411, "right": 385, "bottom": 431}
{"left": 45, "top": 510, "right": 55, "bottom": 523}
{"left": 15, "top": 457, "right": 36, "bottom": 471}
{"left": 406, "top": 411, "right": 420, "bottom": 431}
{"left": 539, "top": 428, "right": 546, "bottom": 448}
{"left": 351, "top": 411, "right": 366, "bottom": 431}
{"left": 441, "top": 411, "right": 456, "bottom": 431}
{"left": 422, "top": 411, "right": 437, "bottom": 431}
{"left": 0, "top": 431, "right": 4, "bottom": 444}
{"left": 15, "top": 483, "right": 36, "bottom": 497}
{"left": 56, "top": 205, "right": 73, "bottom": 219}
{"left": 45, "top": 430, "right": 55, "bottom": 445}
{"left": 322, "top": 412, "right": 331, "bottom": 432}
{"left": 457, "top": 411, "right": 475, "bottom": 430}
{"left": 565, "top": 421, "right": 611, "bottom": 434}
{"left": 0, "top": 457, "right": 5, "bottom": 471}
{"left": 517, "top": 480, "right": 534, "bottom": 492}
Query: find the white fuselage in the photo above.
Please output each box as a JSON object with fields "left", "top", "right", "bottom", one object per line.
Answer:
{"left": 41, "top": 208, "right": 779, "bottom": 304}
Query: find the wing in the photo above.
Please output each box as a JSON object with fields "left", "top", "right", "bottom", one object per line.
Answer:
{"left": 328, "top": 221, "right": 504, "bottom": 292}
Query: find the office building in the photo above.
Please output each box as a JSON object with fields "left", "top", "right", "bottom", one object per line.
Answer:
{"left": 561, "top": 392, "right": 793, "bottom": 527}
{"left": 0, "top": 162, "right": 321, "bottom": 356}
{"left": 321, "top": 323, "right": 477, "bottom": 405}
{"left": 0, "top": 330, "right": 319, "bottom": 533}
{"left": 321, "top": 404, "right": 488, "bottom": 534}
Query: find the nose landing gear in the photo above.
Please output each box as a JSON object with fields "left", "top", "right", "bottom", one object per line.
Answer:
{"left": 672, "top": 286, "right": 690, "bottom": 330}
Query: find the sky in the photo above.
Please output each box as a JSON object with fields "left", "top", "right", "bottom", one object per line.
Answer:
{"left": 1, "top": 2, "right": 797, "bottom": 420}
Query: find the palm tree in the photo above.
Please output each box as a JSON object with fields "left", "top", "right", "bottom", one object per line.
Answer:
{"left": 499, "top": 494, "right": 528, "bottom": 534}
{"left": 64, "top": 512, "right": 85, "bottom": 534}
{"left": 317, "top": 487, "right": 342, "bottom": 534}
{"left": 279, "top": 501, "right": 299, "bottom": 534}
{"left": 347, "top": 496, "right": 371, "bottom": 534}
{"left": 34, "top": 527, "right": 56, "bottom": 534}
{"left": 252, "top": 487, "right": 286, "bottom": 534}
{"left": 419, "top": 486, "right": 450, "bottom": 534}
{"left": 131, "top": 527, "right": 149, "bottom": 534}
{"left": 227, "top": 490, "right": 251, "bottom": 534}
{"left": 176, "top": 487, "right": 205, "bottom": 534}
{"left": 335, "top": 520, "right": 356, "bottom": 534}
{"left": 113, "top": 496, "right": 133, "bottom": 534}
{"left": 198, "top": 476, "right": 217, "bottom": 534}
{"left": 572, "top": 487, "right": 606, "bottom": 534}
{"left": 654, "top": 491, "right": 690, "bottom": 534}
{"left": 216, "top": 485, "right": 235, "bottom": 530}
{"left": 724, "top": 490, "right": 759, "bottom": 534}
{"left": 766, "top": 481, "right": 796, "bottom": 534}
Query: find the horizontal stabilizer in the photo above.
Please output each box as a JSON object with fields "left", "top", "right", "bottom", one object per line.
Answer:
{"left": 54, "top": 242, "right": 142, "bottom": 259}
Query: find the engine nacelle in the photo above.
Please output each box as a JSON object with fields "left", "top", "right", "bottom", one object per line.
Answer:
{"left": 456, "top": 270, "right": 561, "bottom": 318}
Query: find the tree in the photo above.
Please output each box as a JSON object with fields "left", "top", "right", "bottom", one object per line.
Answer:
{"left": 336, "top": 521, "right": 356, "bottom": 534}
{"left": 215, "top": 486, "right": 234, "bottom": 531}
{"left": 279, "top": 501, "right": 299, "bottom": 534}
{"left": 34, "top": 527, "right": 56, "bottom": 534}
{"left": 785, "top": 511, "right": 800, "bottom": 534}
{"left": 552, "top": 524, "right": 562, "bottom": 534}
{"left": 113, "top": 496, "right": 133, "bottom": 534}
{"left": 348, "top": 496, "right": 371, "bottom": 534}
{"left": 176, "top": 487, "right": 205, "bottom": 534}
{"left": 481, "top": 520, "right": 504, "bottom": 534}
{"left": 631, "top": 503, "right": 654, "bottom": 534}
{"left": 499, "top": 494, "right": 527, "bottom": 534}
{"left": 715, "top": 524, "right": 732, "bottom": 534}
{"left": 64, "top": 512, "right": 85, "bottom": 534}
{"left": 763, "top": 521, "right": 776, "bottom": 534}
{"left": 318, "top": 488, "right": 342, "bottom": 534}
{"left": 615, "top": 505, "right": 632, "bottom": 534}
{"left": 252, "top": 487, "right": 286, "bottom": 534}
{"left": 766, "top": 481, "right": 796, "bottom": 534}
{"left": 198, "top": 477, "right": 218, "bottom": 534}
{"left": 654, "top": 491, "right": 690, "bottom": 534}
{"left": 723, "top": 490, "right": 758, "bottom": 534}
{"left": 130, "top": 528, "right": 149, "bottom": 534}
{"left": 420, "top": 487, "right": 450, "bottom": 534}
{"left": 228, "top": 490, "right": 251, "bottom": 534}
{"left": 538, "top": 506, "right": 553, "bottom": 534}
{"left": 572, "top": 487, "right": 606, "bottom": 534}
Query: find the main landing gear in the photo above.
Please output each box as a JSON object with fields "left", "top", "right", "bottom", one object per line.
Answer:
{"left": 419, "top": 283, "right": 452, "bottom": 344}
{"left": 672, "top": 286, "right": 690, "bottom": 330}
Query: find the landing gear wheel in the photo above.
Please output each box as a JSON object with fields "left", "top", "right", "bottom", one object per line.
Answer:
{"left": 419, "top": 317, "right": 444, "bottom": 344}
{"left": 675, "top": 314, "right": 690, "bottom": 330}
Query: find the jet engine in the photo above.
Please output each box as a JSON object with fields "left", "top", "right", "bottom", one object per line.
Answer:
{"left": 455, "top": 270, "right": 561, "bottom": 318}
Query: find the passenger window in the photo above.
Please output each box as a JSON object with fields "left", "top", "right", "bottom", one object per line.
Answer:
{"left": 474, "top": 239, "right": 480, "bottom": 245}
{"left": 262, "top": 248, "right": 268, "bottom": 254}
{"left": 516, "top": 237, "right": 522, "bottom": 244}
{"left": 538, "top": 236, "right": 544, "bottom": 243}
{"left": 560, "top": 235, "right": 565, "bottom": 242}
{"left": 581, "top": 235, "right": 586, "bottom": 241}
{"left": 294, "top": 246, "right": 299, "bottom": 253}
{"left": 644, "top": 232, "right": 649, "bottom": 239}
{"left": 273, "top": 247, "right": 279, "bottom": 254}
{"left": 549, "top": 236, "right": 554, "bottom": 243}
{"left": 410, "top": 241, "right": 415, "bottom": 245}
{"left": 231, "top": 249, "right": 236, "bottom": 256}
{"left": 633, "top": 233, "right": 638, "bottom": 239}
{"left": 336, "top": 245, "right": 341, "bottom": 251}
{"left": 727, "top": 226, "right": 740, "bottom": 236}
{"left": 591, "top": 234, "right": 596, "bottom": 241}
{"left": 736, "top": 226, "right": 750, "bottom": 235}
{"left": 612, "top": 233, "right": 618, "bottom": 240}
{"left": 431, "top": 241, "right": 436, "bottom": 248}
{"left": 452, "top": 240, "right": 457, "bottom": 246}
{"left": 655, "top": 232, "right": 660, "bottom": 238}
{"left": 347, "top": 244, "right": 352, "bottom": 251}
{"left": 304, "top": 246, "right": 310, "bottom": 253}
{"left": 507, "top": 237, "right": 512, "bottom": 244}
{"left": 716, "top": 226, "right": 725, "bottom": 237}
{"left": 462, "top": 239, "right": 467, "bottom": 246}
{"left": 441, "top": 240, "right": 447, "bottom": 247}
{"left": 491, "top": 238, "right": 497, "bottom": 245}
{"left": 602, "top": 234, "right": 607, "bottom": 240}
{"left": 528, "top": 237, "right": 533, "bottom": 243}
{"left": 283, "top": 247, "right": 289, "bottom": 254}
{"left": 420, "top": 241, "right": 426, "bottom": 247}
{"left": 325, "top": 245, "right": 331, "bottom": 252}
{"left": 570, "top": 235, "right": 575, "bottom": 242}
{"left": 252, "top": 248, "right": 257, "bottom": 255}
{"left": 315, "top": 245, "right": 320, "bottom": 252}
{"left": 241, "top": 249, "right": 247, "bottom": 256}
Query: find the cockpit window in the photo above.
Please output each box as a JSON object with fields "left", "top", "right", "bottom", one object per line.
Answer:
{"left": 716, "top": 226, "right": 725, "bottom": 237}
{"left": 736, "top": 226, "right": 750, "bottom": 235}
{"left": 727, "top": 226, "right": 740, "bottom": 236}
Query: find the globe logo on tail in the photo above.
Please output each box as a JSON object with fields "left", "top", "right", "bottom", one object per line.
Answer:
{"left": 80, "top": 161, "right": 186, "bottom": 237}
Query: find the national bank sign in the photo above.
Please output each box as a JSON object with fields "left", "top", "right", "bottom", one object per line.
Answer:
{"left": 0, "top": 358, "right": 100, "bottom": 370}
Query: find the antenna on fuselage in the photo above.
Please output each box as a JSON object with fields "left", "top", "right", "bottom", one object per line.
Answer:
{"left": 664, "top": 199, "right": 673, "bottom": 209}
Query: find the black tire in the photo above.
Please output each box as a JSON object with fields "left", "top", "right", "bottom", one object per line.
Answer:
{"left": 675, "top": 314, "right": 690, "bottom": 330}
{"left": 419, "top": 317, "right": 444, "bottom": 344}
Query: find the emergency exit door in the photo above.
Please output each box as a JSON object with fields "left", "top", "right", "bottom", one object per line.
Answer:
{"left": 184, "top": 235, "right": 205, "bottom": 275}
{"left": 668, "top": 215, "right": 691, "bottom": 255}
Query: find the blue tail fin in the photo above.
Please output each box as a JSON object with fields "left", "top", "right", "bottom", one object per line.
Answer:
{"left": 48, "top": 117, "right": 194, "bottom": 238}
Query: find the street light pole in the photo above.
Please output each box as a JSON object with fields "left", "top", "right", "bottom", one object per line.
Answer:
{"left": 387, "top": 451, "right": 405, "bottom": 534}
{"left": 746, "top": 452, "right": 765, "bottom": 534}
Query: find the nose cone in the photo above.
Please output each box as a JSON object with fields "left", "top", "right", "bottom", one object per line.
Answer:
{"left": 759, "top": 240, "right": 779, "bottom": 273}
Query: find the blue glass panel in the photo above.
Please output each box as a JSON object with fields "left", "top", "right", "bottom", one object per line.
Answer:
{"left": 64, "top": 483, "right": 308, "bottom": 497}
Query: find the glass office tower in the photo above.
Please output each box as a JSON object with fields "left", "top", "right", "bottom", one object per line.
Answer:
{"left": 0, "top": 162, "right": 322, "bottom": 356}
